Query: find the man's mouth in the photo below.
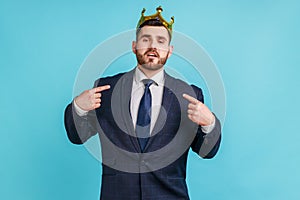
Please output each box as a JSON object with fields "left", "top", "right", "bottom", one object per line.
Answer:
{"left": 146, "top": 52, "right": 158, "bottom": 58}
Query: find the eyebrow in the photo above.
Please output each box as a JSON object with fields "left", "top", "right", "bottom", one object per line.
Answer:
{"left": 139, "top": 34, "right": 151, "bottom": 39}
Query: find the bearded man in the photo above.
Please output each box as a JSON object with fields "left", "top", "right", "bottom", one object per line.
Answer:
{"left": 64, "top": 6, "right": 222, "bottom": 200}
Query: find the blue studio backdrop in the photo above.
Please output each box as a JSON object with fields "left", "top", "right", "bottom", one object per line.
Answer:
{"left": 1, "top": 0, "right": 299, "bottom": 199}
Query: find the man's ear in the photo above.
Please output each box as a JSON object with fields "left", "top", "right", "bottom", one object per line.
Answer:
{"left": 167, "top": 45, "right": 174, "bottom": 59}
{"left": 132, "top": 41, "right": 137, "bottom": 54}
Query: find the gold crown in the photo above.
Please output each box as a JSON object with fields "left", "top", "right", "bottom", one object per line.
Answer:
{"left": 136, "top": 6, "right": 174, "bottom": 35}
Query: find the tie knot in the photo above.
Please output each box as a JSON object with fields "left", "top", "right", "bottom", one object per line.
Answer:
{"left": 142, "top": 79, "right": 154, "bottom": 88}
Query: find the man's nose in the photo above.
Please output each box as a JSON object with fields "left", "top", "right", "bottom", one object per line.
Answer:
{"left": 149, "top": 40, "right": 158, "bottom": 49}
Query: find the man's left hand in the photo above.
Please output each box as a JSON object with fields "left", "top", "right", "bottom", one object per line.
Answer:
{"left": 183, "top": 93, "right": 215, "bottom": 126}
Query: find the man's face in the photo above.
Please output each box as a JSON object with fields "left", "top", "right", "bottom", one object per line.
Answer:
{"left": 132, "top": 26, "right": 173, "bottom": 72}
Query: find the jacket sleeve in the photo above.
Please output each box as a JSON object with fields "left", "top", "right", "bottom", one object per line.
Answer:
{"left": 64, "top": 79, "right": 100, "bottom": 144}
{"left": 190, "top": 85, "right": 222, "bottom": 159}
{"left": 64, "top": 102, "right": 98, "bottom": 144}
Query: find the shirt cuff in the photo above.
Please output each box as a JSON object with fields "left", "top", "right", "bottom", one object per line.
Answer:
{"left": 73, "top": 99, "right": 88, "bottom": 116}
{"left": 201, "top": 117, "right": 216, "bottom": 134}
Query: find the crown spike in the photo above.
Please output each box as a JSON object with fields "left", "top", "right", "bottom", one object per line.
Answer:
{"left": 157, "top": 6, "right": 163, "bottom": 12}
{"left": 141, "top": 8, "right": 146, "bottom": 15}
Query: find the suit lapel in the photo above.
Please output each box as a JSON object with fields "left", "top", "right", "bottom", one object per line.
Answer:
{"left": 144, "top": 72, "right": 177, "bottom": 152}
{"left": 119, "top": 70, "right": 142, "bottom": 153}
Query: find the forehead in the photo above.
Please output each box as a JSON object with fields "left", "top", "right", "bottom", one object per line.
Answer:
{"left": 138, "top": 26, "right": 169, "bottom": 39}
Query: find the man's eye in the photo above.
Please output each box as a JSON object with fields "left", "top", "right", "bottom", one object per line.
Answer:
{"left": 158, "top": 40, "right": 165, "bottom": 44}
{"left": 142, "top": 38, "right": 149, "bottom": 42}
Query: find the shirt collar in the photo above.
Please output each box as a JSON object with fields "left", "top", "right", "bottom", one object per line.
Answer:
{"left": 134, "top": 67, "right": 165, "bottom": 86}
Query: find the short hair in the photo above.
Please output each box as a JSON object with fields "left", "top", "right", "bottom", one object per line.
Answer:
{"left": 136, "top": 19, "right": 171, "bottom": 43}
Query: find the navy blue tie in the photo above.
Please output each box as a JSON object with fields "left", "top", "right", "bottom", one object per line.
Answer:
{"left": 136, "top": 79, "right": 154, "bottom": 152}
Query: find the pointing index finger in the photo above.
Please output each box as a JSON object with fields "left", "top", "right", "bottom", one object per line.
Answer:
{"left": 183, "top": 93, "right": 199, "bottom": 104}
{"left": 94, "top": 85, "right": 111, "bottom": 93}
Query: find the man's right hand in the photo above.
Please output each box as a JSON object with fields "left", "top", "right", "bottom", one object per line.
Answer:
{"left": 74, "top": 85, "right": 111, "bottom": 111}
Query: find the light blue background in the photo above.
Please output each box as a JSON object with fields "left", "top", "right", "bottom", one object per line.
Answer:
{"left": 1, "top": 0, "right": 299, "bottom": 199}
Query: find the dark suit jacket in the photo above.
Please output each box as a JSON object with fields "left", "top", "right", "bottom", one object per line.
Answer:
{"left": 64, "top": 69, "right": 221, "bottom": 200}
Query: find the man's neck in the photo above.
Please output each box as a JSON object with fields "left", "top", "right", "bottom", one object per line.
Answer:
{"left": 137, "top": 65, "right": 164, "bottom": 78}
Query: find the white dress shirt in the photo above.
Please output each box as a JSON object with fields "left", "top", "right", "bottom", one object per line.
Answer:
{"left": 73, "top": 67, "right": 215, "bottom": 134}
{"left": 130, "top": 67, "right": 164, "bottom": 134}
